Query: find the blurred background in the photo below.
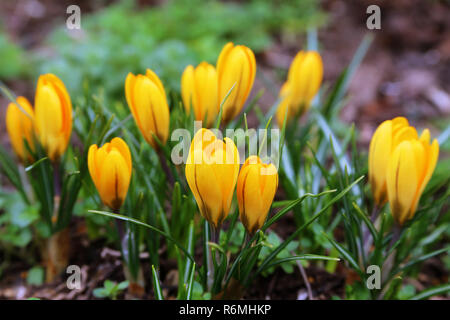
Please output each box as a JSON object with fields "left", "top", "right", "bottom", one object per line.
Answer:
{"left": 0, "top": 0, "right": 449, "bottom": 148}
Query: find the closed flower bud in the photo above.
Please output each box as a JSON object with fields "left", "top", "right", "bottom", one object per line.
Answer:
{"left": 181, "top": 62, "right": 219, "bottom": 127}
{"left": 217, "top": 42, "right": 256, "bottom": 123}
{"left": 276, "top": 51, "right": 323, "bottom": 127}
{"left": 88, "top": 137, "right": 132, "bottom": 211}
{"left": 125, "top": 69, "right": 170, "bottom": 149}
{"left": 386, "top": 130, "right": 439, "bottom": 225}
{"left": 237, "top": 156, "right": 278, "bottom": 234}
{"left": 185, "top": 128, "right": 240, "bottom": 228}
{"left": 369, "top": 117, "right": 418, "bottom": 206}
{"left": 34, "top": 74, "right": 72, "bottom": 162}
{"left": 5, "top": 96, "right": 35, "bottom": 163}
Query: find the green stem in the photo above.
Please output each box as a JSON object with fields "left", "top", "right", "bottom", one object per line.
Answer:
{"left": 157, "top": 149, "right": 175, "bottom": 186}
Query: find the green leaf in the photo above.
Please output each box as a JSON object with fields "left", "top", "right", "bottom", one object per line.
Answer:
{"left": 93, "top": 288, "right": 108, "bottom": 298}
{"left": 185, "top": 262, "right": 196, "bottom": 300}
{"left": 88, "top": 209, "right": 194, "bottom": 262}
{"left": 183, "top": 220, "right": 195, "bottom": 284}
{"left": 394, "top": 246, "right": 449, "bottom": 275}
{"left": 117, "top": 281, "right": 129, "bottom": 291}
{"left": 352, "top": 202, "right": 378, "bottom": 242}
{"left": 252, "top": 176, "right": 364, "bottom": 280}
{"left": 27, "top": 266, "right": 45, "bottom": 286}
{"left": 24, "top": 157, "right": 49, "bottom": 172}
{"left": 263, "top": 189, "right": 336, "bottom": 230}
{"left": 152, "top": 265, "right": 164, "bottom": 300}
{"left": 410, "top": 284, "right": 450, "bottom": 300}
{"left": 261, "top": 254, "right": 340, "bottom": 272}
{"left": 104, "top": 280, "right": 116, "bottom": 292}
{"left": 322, "top": 232, "right": 362, "bottom": 275}
{"left": 383, "top": 276, "right": 402, "bottom": 300}
{"left": 215, "top": 82, "right": 235, "bottom": 129}
{"left": 322, "top": 34, "right": 373, "bottom": 118}
{"left": 0, "top": 144, "right": 28, "bottom": 203}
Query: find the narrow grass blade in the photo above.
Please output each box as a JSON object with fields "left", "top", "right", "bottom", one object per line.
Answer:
{"left": 262, "top": 254, "right": 340, "bottom": 271}
{"left": 151, "top": 265, "right": 164, "bottom": 300}
{"left": 410, "top": 284, "right": 450, "bottom": 300}
{"left": 88, "top": 209, "right": 194, "bottom": 262}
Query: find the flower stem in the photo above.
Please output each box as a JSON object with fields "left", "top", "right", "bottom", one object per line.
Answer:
{"left": 363, "top": 205, "right": 380, "bottom": 258}
{"left": 156, "top": 149, "right": 175, "bottom": 186}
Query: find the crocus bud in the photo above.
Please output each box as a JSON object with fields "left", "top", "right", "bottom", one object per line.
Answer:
{"left": 369, "top": 117, "right": 418, "bottom": 206}
{"left": 386, "top": 130, "right": 439, "bottom": 225}
{"left": 34, "top": 74, "right": 72, "bottom": 162}
{"left": 5, "top": 96, "right": 35, "bottom": 163}
{"left": 181, "top": 62, "right": 219, "bottom": 127}
{"left": 217, "top": 42, "right": 256, "bottom": 123}
{"left": 185, "top": 128, "right": 240, "bottom": 228}
{"left": 237, "top": 156, "right": 278, "bottom": 234}
{"left": 125, "top": 69, "right": 170, "bottom": 149}
{"left": 276, "top": 51, "right": 323, "bottom": 127}
{"left": 88, "top": 137, "right": 132, "bottom": 211}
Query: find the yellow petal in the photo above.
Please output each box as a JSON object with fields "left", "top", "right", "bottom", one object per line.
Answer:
{"left": 181, "top": 65, "right": 195, "bottom": 114}
{"left": 410, "top": 138, "right": 439, "bottom": 217}
{"left": 99, "top": 148, "right": 131, "bottom": 210}
{"left": 368, "top": 120, "right": 392, "bottom": 205}
{"left": 87, "top": 144, "right": 100, "bottom": 191}
{"left": 34, "top": 74, "right": 72, "bottom": 161}
{"left": 110, "top": 137, "right": 132, "bottom": 175}
{"left": 5, "top": 97, "right": 35, "bottom": 162}
{"left": 387, "top": 141, "right": 418, "bottom": 225}
{"left": 217, "top": 43, "right": 256, "bottom": 123}
{"left": 126, "top": 70, "right": 170, "bottom": 149}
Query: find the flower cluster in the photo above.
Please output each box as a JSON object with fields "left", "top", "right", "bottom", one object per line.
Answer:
{"left": 6, "top": 74, "right": 72, "bottom": 163}
{"left": 5, "top": 41, "right": 440, "bottom": 243}
{"left": 369, "top": 117, "right": 439, "bottom": 225}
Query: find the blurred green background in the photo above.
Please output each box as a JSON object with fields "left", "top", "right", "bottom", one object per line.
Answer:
{"left": 0, "top": 0, "right": 324, "bottom": 99}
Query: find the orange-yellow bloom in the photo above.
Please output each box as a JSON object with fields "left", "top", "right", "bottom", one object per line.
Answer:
{"left": 88, "top": 137, "right": 132, "bottom": 211}
{"left": 5, "top": 96, "right": 35, "bottom": 163}
{"left": 185, "top": 128, "right": 240, "bottom": 228}
{"left": 125, "top": 69, "right": 170, "bottom": 149}
{"left": 276, "top": 51, "right": 323, "bottom": 127}
{"left": 386, "top": 130, "right": 439, "bottom": 225}
{"left": 368, "top": 117, "right": 418, "bottom": 206}
{"left": 217, "top": 42, "right": 256, "bottom": 123}
{"left": 34, "top": 74, "right": 72, "bottom": 162}
{"left": 181, "top": 62, "right": 219, "bottom": 127}
{"left": 237, "top": 156, "right": 278, "bottom": 234}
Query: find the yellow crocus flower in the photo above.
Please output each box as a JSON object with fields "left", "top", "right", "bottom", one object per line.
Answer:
{"left": 386, "top": 130, "right": 439, "bottom": 225}
{"left": 181, "top": 62, "right": 219, "bottom": 127}
{"left": 34, "top": 74, "right": 72, "bottom": 162}
{"left": 88, "top": 137, "right": 132, "bottom": 211}
{"left": 236, "top": 156, "right": 278, "bottom": 234}
{"left": 217, "top": 42, "right": 256, "bottom": 124}
{"left": 368, "top": 117, "right": 418, "bottom": 206}
{"left": 125, "top": 69, "right": 170, "bottom": 149}
{"left": 276, "top": 51, "right": 323, "bottom": 127}
{"left": 185, "top": 128, "right": 240, "bottom": 228}
{"left": 5, "top": 96, "right": 35, "bottom": 163}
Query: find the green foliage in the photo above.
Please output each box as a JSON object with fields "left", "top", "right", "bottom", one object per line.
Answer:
{"left": 0, "top": 33, "right": 28, "bottom": 79}
{"left": 34, "top": 0, "right": 324, "bottom": 100}
{"left": 0, "top": 191, "right": 39, "bottom": 248}
{"left": 259, "top": 231, "right": 299, "bottom": 274}
{"left": 26, "top": 266, "right": 45, "bottom": 286}
{"left": 93, "top": 280, "right": 129, "bottom": 300}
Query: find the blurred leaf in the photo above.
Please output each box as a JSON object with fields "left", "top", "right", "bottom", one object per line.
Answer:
{"left": 27, "top": 266, "right": 45, "bottom": 286}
